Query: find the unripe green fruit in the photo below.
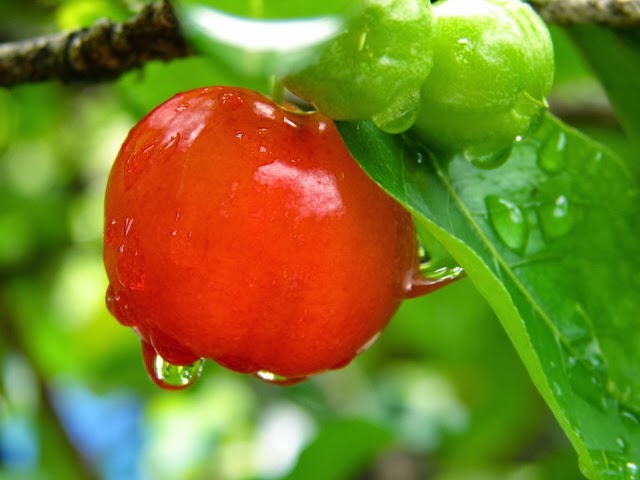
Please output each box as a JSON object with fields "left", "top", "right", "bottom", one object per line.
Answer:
{"left": 412, "top": 0, "right": 554, "bottom": 168}
{"left": 284, "top": 0, "right": 435, "bottom": 134}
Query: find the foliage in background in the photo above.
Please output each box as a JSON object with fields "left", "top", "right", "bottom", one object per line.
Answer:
{"left": 0, "top": 1, "right": 638, "bottom": 479}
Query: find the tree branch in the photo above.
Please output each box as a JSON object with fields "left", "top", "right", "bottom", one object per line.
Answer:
{"left": 529, "top": 0, "right": 640, "bottom": 28}
{"left": 0, "top": 0, "right": 639, "bottom": 88}
{"left": 0, "top": 1, "right": 189, "bottom": 87}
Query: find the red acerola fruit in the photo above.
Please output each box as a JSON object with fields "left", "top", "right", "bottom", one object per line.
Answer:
{"left": 103, "top": 86, "right": 451, "bottom": 389}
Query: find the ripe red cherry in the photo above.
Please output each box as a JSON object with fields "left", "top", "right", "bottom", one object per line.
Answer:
{"left": 104, "top": 86, "right": 449, "bottom": 388}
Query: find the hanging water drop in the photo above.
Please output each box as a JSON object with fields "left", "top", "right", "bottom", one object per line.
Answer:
{"left": 463, "top": 143, "right": 512, "bottom": 170}
{"left": 407, "top": 237, "right": 464, "bottom": 298}
{"left": 538, "top": 130, "right": 567, "bottom": 173}
{"left": 372, "top": 90, "right": 421, "bottom": 134}
{"left": 141, "top": 341, "right": 203, "bottom": 390}
{"left": 254, "top": 370, "right": 306, "bottom": 386}
{"left": 538, "top": 195, "right": 574, "bottom": 240}
{"left": 485, "top": 195, "right": 529, "bottom": 253}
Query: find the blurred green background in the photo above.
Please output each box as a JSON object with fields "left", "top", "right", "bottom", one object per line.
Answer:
{"left": 0, "top": 1, "right": 631, "bottom": 479}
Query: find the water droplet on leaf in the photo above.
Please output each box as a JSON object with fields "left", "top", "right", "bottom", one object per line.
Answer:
{"left": 142, "top": 341, "right": 203, "bottom": 390}
{"left": 538, "top": 195, "right": 575, "bottom": 240}
{"left": 485, "top": 195, "right": 529, "bottom": 253}
{"left": 254, "top": 370, "right": 306, "bottom": 386}
{"left": 589, "top": 451, "right": 639, "bottom": 480}
{"left": 464, "top": 144, "right": 512, "bottom": 169}
{"left": 538, "top": 131, "right": 567, "bottom": 173}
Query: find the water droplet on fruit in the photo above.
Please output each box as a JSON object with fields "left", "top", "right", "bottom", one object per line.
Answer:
{"left": 538, "top": 131, "right": 567, "bottom": 173}
{"left": 105, "top": 219, "right": 117, "bottom": 246}
{"left": 161, "top": 132, "right": 181, "bottom": 153}
{"left": 538, "top": 195, "right": 575, "bottom": 240}
{"left": 283, "top": 117, "right": 299, "bottom": 129}
{"left": 105, "top": 285, "right": 135, "bottom": 326}
{"left": 254, "top": 101, "right": 277, "bottom": 120}
{"left": 124, "top": 133, "right": 162, "bottom": 190}
{"left": 105, "top": 284, "right": 117, "bottom": 316}
{"left": 454, "top": 37, "right": 474, "bottom": 64}
{"left": 485, "top": 196, "right": 529, "bottom": 253}
{"left": 141, "top": 340, "right": 203, "bottom": 391}
{"left": 116, "top": 245, "right": 145, "bottom": 291}
{"left": 464, "top": 144, "right": 512, "bottom": 169}
{"left": 254, "top": 370, "right": 306, "bottom": 386}
{"left": 372, "top": 91, "right": 421, "bottom": 134}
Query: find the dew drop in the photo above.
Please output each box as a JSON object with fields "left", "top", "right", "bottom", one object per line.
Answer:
{"left": 569, "top": 334, "right": 607, "bottom": 375}
{"left": 538, "top": 130, "right": 567, "bottom": 173}
{"left": 589, "top": 451, "right": 640, "bottom": 480}
{"left": 406, "top": 240, "right": 465, "bottom": 298}
{"left": 538, "top": 195, "right": 575, "bottom": 240}
{"left": 141, "top": 341, "right": 203, "bottom": 391}
{"left": 116, "top": 245, "right": 145, "bottom": 291}
{"left": 254, "top": 370, "right": 307, "bottom": 387}
{"left": 485, "top": 195, "right": 529, "bottom": 253}
{"left": 464, "top": 144, "right": 512, "bottom": 170}
{"left": 372, "top": 91, "right": 421, "bottom": 134}
{"left": 620, "top": 408, "right": 640, "bottom": 426}
{"left": 105, "top": 285, "right": 135, "bottom": 326}
{"left": 161, "top": 132, "right": 181, "bottom": 153}
{"left": 124, "top": 133, "right": 162, "bottom": 190}
{"left": 406, "top": 266, "right": 464, "bottom": 299}
{"left": 616, "top": 436, "right": 629, "bottom": 452}
{"left": 105, "top": 219, "right": 117, "bottom": 246}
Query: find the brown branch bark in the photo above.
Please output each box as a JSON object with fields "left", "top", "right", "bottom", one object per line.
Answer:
{"left": 528, "top": 0, "right": 640, "bottom": 28}
{"left": 0, "top": 1, "right": 189, "bottom": 87}
{"left": 0, "top": 0, "right": 639, "bottom": 88}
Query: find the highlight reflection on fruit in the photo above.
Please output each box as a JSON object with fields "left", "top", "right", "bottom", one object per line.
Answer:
{"left": 104, "top": 86, "right": 454, "bottom": 389}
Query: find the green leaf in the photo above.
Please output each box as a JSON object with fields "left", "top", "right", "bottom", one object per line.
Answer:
{"left": 567, "top": 25, "right": 640, "bottom": 147}
{"left": 337, "top": 116, "right": 640, "bottom": 480}
{"left": 176, "top": 2, "right": 348, "bottom": 79}
{"left": 283, "top": 419, "right": 393, "bottom": 480}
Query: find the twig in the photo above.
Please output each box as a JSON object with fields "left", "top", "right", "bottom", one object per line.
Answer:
{"left": 528, "top": 0, "right": 640, "bottom": 28}
{"left": 0, "top": 1, "right": 189, "bottom": 87}
{"left": 0, "top": 0, "right": 639, "bottom": 87}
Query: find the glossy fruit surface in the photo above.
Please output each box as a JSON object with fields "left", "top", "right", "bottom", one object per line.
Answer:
{"left": 411, "top": 0, "right": 554, "bottom": 168}
{"left": 283, "top": 0, "right": 435, "bottom": 134}
{"left": 104, "top": 86, "right": 435, "bottom": 385}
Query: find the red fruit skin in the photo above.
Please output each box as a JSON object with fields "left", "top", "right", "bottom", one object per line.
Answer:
{"left": 104, "top": 86, "right": 419, "bottom": 379}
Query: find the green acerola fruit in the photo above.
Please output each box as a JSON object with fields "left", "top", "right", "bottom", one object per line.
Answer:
{"left": 283, "top": 0, "right": 435, "bottom": 134}
{"left": 411, "top": 0, "right": 554, "bottom": 168}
